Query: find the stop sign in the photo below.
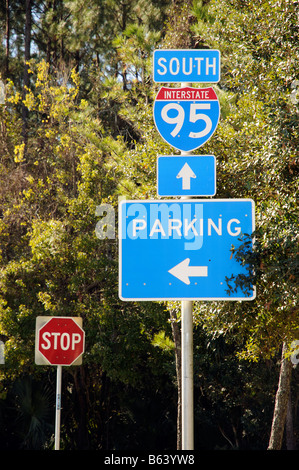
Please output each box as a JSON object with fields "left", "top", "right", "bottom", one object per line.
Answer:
{"left": 36, "top": 317, "right": 85, "bottom": 366}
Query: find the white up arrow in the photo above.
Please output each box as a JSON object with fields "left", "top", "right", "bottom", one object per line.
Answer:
{"left": 176, "top": 163, "right": 196, "bottom": 190}
{"left": 168, "top": 258, "right": 208, "bottom": 285}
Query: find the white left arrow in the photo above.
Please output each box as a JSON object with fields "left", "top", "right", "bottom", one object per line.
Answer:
{"left": 176, "top": 163, "right": 196, "bottom": 190}
{"left": 168, "top": 258, "right": 208, "bottom": 285}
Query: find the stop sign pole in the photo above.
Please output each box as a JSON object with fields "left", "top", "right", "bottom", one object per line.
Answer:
{"left": 35, "top": 316, "right": 85, "bottom": 450}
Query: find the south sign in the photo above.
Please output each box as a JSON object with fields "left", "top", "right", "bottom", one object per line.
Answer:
{"left": 153, "top": 87, "right": 220, "bottom": 152}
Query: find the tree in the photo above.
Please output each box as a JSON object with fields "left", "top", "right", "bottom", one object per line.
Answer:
{"left": 1, "top": 0, "right": 298, "bottom": 451}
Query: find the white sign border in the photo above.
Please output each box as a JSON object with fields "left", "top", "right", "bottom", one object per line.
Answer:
{"left": 153, "top": 49, "right": 221, "bottom": 83}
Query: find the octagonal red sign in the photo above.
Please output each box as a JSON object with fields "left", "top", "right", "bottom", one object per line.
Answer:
{"left": 36, "top": 317, "right": 85, "bottom": 366}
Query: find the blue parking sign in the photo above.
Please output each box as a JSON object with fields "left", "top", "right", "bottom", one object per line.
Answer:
{"left": 153, "top": 87, "right": 220, "bottom": 152}
{"left": 119, "top": 199, "right": 256, "bottom": 301}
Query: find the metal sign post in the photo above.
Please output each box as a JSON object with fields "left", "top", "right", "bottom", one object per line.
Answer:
{"left": 55, "top": 365, "right": 62, "bottom": 450}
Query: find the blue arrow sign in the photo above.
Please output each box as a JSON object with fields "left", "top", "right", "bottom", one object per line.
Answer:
{"left": 157, "top": 155, "right": 216, "bottom": 196}
{"left": 153, "top": 49, "right": 220, "bottom": 83}
{"left": 119, "top": 199, "right": 255, "bottom": 301}
{"left": 153, "top": 87, "right": 220, "bottom": 152}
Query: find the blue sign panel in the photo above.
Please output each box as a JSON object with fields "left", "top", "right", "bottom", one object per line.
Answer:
{"left": 153, "top": 49, "right": 220, "bottom": 83}
{"left": 153, "top": 87, "right": 220, "bottom": 152}
{"left": 157, "top": 155, "right": 216, "bottom": 197}
{"left": 119, "top": 199, "right": 255, "bottom": 301}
